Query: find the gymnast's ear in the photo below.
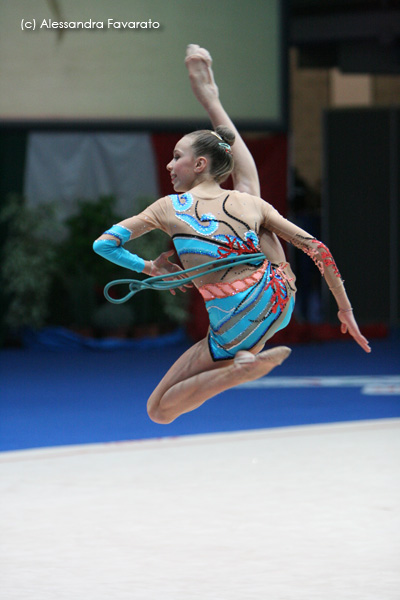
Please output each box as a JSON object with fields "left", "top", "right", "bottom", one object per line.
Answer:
{"left": 194, "top": 156, "right": 208, "bottom": 173}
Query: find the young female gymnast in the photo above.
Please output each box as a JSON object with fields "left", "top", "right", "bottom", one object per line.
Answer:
{"left": 93, "top": 46, "right": 370, "bottom": 425}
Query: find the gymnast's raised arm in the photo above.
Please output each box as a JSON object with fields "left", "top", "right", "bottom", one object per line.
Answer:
{"left": 185, "top": 44, "right": 260, "bottom": 196}
{"left": 185, "top": 44, "right": 286, "bottom": 262}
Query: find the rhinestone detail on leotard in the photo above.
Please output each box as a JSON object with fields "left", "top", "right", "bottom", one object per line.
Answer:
{"left": 170, "top": 193, "right": 219, "bottom": 236}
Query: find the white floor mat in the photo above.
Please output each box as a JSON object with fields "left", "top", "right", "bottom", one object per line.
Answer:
{"left": 1, "top": 419, "right": 399, "bottom": 600}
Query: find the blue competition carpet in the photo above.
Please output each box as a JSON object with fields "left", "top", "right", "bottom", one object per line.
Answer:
{"left": 1, "top": 333, "right": 399, "bottom": 452}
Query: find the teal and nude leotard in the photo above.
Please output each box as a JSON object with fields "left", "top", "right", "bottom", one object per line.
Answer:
{"left": 94, "top": 187, "right": 344, "bottom": 361}
{"left": 169, "top": 196, "right": 295, "bottom": 360}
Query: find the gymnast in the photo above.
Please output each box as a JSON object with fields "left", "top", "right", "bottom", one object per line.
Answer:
{"left": 93, "top": 45, "right": 370, "bottom": 424}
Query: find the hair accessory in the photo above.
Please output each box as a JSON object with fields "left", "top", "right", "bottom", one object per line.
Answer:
{"left": 218, "top": 142, "right": 232, "bottom": 154}
{"left": 209, "top": 130, "right": 223, "bottom": 141}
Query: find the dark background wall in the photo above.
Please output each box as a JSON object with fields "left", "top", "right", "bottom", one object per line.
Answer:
{"left": 323, "top": 108, "right": 399, "bottom": 326}
{"left": 290, "top": 0, "right": 400, "bottom": 328}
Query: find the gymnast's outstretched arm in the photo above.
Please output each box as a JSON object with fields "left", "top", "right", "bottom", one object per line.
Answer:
{"left": 260, "top": 201, "right": 371, "bottom": 353}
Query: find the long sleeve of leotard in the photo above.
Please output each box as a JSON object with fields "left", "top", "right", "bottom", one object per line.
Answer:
{"left": 93, "top": 197, "right": 171, "bottom": 272}
{"left": 260, "top": 201, "right": 351, "bottom": 310}
{"left": 115, "top": 197, "right": 171, "bottom": 240}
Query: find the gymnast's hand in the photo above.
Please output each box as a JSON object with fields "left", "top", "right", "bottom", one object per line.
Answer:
{"left": 150, "top": 250, "right": 193, "bottom": 295}
{"left": 338, "top": 309, "right": 371, "bottom": 353}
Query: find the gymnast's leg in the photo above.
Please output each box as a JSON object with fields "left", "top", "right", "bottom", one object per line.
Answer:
{"left": 147, "top": 340, "right": 291, "bottom": 424}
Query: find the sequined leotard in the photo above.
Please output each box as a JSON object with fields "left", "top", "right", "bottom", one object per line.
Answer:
{"left": 117, "top": 187, "right": 342, "bottom": 360}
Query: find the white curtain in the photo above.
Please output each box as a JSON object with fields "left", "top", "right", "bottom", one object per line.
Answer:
{"left": 24, "top": 132, "right": 159, "bottom": 220}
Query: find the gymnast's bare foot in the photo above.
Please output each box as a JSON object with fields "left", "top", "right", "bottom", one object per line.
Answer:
{"left": 234, "top": 346, "right": 292, "bottom": 380}
{"left": 185, "top": 44, "right": 219, "bottom": 109}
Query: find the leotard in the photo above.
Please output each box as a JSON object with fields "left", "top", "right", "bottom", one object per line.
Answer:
{"left": 97, "top": 187, "right": 343, "bottom": 360}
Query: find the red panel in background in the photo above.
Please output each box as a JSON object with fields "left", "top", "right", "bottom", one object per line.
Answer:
{"left": 245, "top": 133, "right": 288, "bottom": 215}
{"left": 151, "top": 132, "right": 288, "bottom": 342}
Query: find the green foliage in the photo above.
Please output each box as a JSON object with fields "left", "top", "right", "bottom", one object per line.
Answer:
{"left": 58, "top": 195, "right": 123, "bottom": 282}
{"left": 52, "top": 195, "right": 189, "bottom": 331}
{"left": 0, "top": 194, "right": 189, "bottom": 337}
{"left": 49, "top": 196, "right": 125, "bottom": 328}
{"left": 0, "top": 195, "right": 61, "bottom": 329}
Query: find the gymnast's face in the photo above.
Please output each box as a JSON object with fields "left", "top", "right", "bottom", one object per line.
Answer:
{"left": 167, "top": 136, "right": 205, "bottom": 193}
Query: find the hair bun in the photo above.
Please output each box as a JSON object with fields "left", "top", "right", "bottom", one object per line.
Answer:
{"left": 215, "top": 125, "right": 235, "bottom": 147}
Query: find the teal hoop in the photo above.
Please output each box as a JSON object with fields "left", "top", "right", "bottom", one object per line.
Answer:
{"left": 104, "top": 253, "right": 265, "bottom": 304}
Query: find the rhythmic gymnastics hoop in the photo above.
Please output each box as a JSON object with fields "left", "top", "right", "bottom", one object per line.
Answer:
{"left": 104, "top": 253, "right": 266, "bottom": 304}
